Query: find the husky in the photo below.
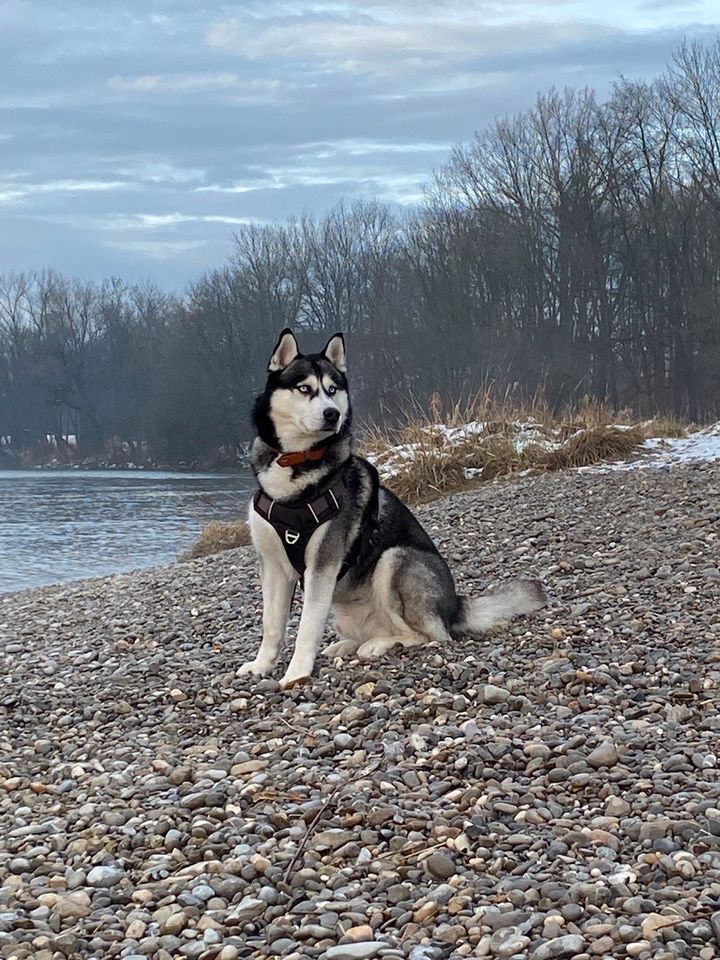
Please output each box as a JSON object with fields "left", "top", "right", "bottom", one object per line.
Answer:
{"left": 239, "top": 329, "right": 547, "bottom": 689}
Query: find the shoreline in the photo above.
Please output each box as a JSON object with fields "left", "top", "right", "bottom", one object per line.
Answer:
{"left": 0, "top": 460, "right": 251, "bottom": 474}
{"left": 1, "top": 463, "right": 719, "bottom": 959}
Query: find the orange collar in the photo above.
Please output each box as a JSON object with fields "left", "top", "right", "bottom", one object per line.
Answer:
{"left": 272, "top": 439, "right": 335, "bottom": 468}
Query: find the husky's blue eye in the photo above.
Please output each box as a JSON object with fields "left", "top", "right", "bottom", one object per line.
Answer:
{"left": 296, "top": 384, "right": 311, "bottom": 394}
{"left": 327, "top": 386, "right": 337, "bottom": 396}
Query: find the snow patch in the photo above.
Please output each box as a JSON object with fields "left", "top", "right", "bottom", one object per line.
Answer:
{"left": 589, "top": 422, "right": 720, "bottom": 472}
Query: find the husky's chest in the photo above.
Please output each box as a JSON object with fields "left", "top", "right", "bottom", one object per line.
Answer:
{"left": 256, "top": 461, "right": 318, "bottom": 501}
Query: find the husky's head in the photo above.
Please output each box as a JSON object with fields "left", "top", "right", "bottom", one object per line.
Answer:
{"left": 253, "top": 328, "right": 351, "bottom": 451}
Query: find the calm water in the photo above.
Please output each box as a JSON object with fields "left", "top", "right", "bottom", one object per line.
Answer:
{"left": 0, "top": 469, "right": 255, "bottom": 594}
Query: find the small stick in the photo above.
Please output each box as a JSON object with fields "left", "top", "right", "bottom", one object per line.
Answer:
{"left": 282, "top": 757, "right": 382, "bottom": 884}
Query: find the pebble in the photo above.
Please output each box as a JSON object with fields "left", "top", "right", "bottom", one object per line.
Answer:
{"left": 1, "top": 463, "right": 719, "bottom": 960}
{"left": 605, "top": 796, "right": 631, "bottom": 817}
{"left": 626, "top": 943, "right": 651, "bottom": 958}
{"left": 711, "top": 912, "right": 720, "bottom": 946}
{"left": 322, "top": 945, "right": 383, "bottom": 959}
{"left": 532, "top": 935, "right": 586, "bottom": 958}
{"left": 56, "top": 892, "right": 91, "bottom": 919}
{"left": 490, "top": 927, "right": 531, "bottom": 956}
{"left": 425, "top": 852, "right": 456, "bottom": 879}
{"left": 479, "top": 683, "right": 510, "bottom": 704}
{"left": 86, "top": 865, "right": 124, "bottom": 887}
{"left": 587, "top": 739, "right": 619, "bottom": 768}
{"left": 226, "top": 896, "right": 266, "bottom": 924}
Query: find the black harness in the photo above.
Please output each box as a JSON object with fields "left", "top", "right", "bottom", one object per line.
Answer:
{"left": 253, "top": 476, "right": 359, "bottom": 584}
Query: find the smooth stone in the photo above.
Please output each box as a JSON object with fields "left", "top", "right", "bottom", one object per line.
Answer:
{"left": 425, "top": 852, "right": 456, "bottom": 880}
{"left": 86, "top": 865, "right": 124, "bottom": 887}
{"left": 226, "top": 896, "right": 266, "bottom": 924}
{"left": 710, "top": 912, "right": 720, "bottom": 947}
{"left": 626, "top": 943, "right": 651, "bottom": 958}
{"left": 56, "top": 892, "right": 91, "bottom": 919}
{"left": 490, "top": 927, "right": 531, "bottom": 957}
{"left": 479, "top": 684, "right": 510, "bottom": 704}
{"left": 532, "top": 935, "right": 586, "bottom": 959}
{"left": 587, "top": 740, "right": 619, "bottom": 768}
{"left": 322, "top": 944, "right": 384, "bottom": 959}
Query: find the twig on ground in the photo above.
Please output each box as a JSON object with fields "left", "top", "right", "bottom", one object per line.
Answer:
{"left": 282, "top": 757, "right": 383, "bottom": 884}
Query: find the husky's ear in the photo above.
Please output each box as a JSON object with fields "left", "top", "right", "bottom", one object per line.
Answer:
{"left": 322, "top": 332, "right": 346, "bottom": 372}
{"left": 268, "top": 328, "right": 299, "bottom": 371}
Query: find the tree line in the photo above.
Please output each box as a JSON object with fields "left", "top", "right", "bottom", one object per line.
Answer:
{"left": 1, "top": 39, "right": 719, "bottom": 466}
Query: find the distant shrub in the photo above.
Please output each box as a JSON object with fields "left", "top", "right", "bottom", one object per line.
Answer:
{"left": 184, "top": 520, "right": 251, "bottom": 559}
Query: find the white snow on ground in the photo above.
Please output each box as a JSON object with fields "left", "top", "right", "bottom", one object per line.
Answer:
{"left": 368, "top": 418, "right": 565, "bottom": 480}
{"left": 597, "top": 422, "right": 720, "bottom": 471}
{"left": 368, "top": 420, "right": 720, "bottom": 482}
{"left": 433, "top": 418, "right": 562, "bottom": 452}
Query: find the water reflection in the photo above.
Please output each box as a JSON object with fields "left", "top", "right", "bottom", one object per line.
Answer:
{"left": 0, "top": 469, "right": 254, "bottom": 593}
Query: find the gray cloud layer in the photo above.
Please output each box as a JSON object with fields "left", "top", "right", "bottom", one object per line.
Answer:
{"left": 1, "top": 0, "right": 718, "bottom": 287}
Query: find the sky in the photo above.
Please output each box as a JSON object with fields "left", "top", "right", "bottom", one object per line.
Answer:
{"left": 1, "top": 1, "right": 719, "bottom": 289}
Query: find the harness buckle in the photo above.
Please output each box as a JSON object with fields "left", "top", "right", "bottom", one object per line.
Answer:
{"left": 285, "top": 530, "right": 300, "bottom": 545}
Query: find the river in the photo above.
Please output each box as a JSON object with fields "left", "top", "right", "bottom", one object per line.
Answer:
{"left": 0, "top": 469, "right": 255, "bottom": 594}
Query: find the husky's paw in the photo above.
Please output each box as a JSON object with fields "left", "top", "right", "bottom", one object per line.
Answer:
{"left": 323, "top": 639, "right": 360, "bottom": 658}
{"left": 279, "top": 670, "right": 311, "bottom": 690}
{"left": 357, "top": 637, "right": 399, "bottom": 659}
{"left": 237, "top": 658, "right": 273, "bottom": 678}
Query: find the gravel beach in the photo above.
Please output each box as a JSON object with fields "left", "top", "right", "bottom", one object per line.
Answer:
{"left": 1, "top": 463, "right": 719, "bottom": 960}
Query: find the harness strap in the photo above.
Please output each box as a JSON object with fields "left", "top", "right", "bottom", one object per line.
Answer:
{"left": 253, "top": 479, "right": 348, "bottom": 583}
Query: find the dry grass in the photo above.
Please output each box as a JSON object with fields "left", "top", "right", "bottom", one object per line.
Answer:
{"left": 375, "top": 435, "right": 525, "bottom": 503}
{"left": 369, "top": 423, "right": 647, "bottom": 503}
{"left": 380, "top": 448, "right": 470, "bottom": 504}
{"left": 541, "top": 425, "right": 646, "bottom": 470}
{"left": 640, "top": 416, "right": 687, "bottom": 439}
{"left": 183, "top": 519, "right": 251, "bottom": 560}
{"left": 361, "top": 388, "right": 673, "bottom": 506}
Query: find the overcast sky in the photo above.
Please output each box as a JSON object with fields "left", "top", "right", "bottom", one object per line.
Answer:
{"left": 1, "top": 1, "right": 718, "bottom": 289}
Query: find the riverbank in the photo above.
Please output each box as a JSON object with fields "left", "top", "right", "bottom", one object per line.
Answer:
{"left": 0, "top": 456, "right": 249, "bottom": 474}
{"left": 1, "top": 463, "right": 719, "bottom": 959}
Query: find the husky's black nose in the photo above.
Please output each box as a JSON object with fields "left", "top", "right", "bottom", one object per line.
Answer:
{"left": 323, "top": 408, "right": 340, "bottom": 426}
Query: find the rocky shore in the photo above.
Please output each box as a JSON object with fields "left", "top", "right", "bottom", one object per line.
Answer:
{"left": 1, "top": 463, "right": 719, "bottom": 960}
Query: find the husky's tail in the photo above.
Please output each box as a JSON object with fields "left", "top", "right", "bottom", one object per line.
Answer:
{"left": 453, "top": 579, "right": 547, "bottom": 635}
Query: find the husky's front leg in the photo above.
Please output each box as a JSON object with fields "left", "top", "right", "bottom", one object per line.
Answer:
{"left": 238, "top": 560, "right": 296, "bottom": 677}
{"left": 280, "top": 568, "right": 339, "bottom": 688}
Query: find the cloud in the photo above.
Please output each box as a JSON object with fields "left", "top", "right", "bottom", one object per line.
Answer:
{"left": 101, "top": 238, "right": 209, "bottom": 260}
{"left": 108, "top": 72, "right": 241, "bottom": 93}
{"left": 0, "top": 179, "right": 131, "bottom": 205}
{"left": 99, "top": 212, "right": 265, "bottom": 230}
{"left": 206, "top": 13, "right": 618, "bottom": 74}
{"left": 112, "top": 162, "right": 207, "bottom": 185}
{"left": 106, "top": 73, "right": 307, "bottom": 108}
{"left": 0, "top": 0, "right": 718, "bottom": 285}
{"left": 194, "top": 138, "right": 449, "bottom": 203}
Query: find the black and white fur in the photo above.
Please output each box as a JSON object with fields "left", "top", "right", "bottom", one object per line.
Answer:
{"left": 240, "top": 329, "right": 547, "bottom": 688}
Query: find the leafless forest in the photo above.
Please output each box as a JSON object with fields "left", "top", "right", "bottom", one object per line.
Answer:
{"left": 1, "top": 41, "right": 719, "bottom": 465}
